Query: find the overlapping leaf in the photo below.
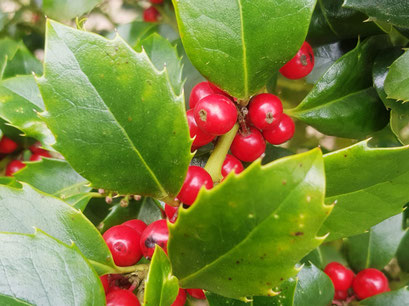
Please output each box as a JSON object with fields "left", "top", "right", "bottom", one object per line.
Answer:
{"left": 37, "top": 20, "right": 191, "bottom": 199}
{"left": 397, "top": 230, "right": 409, "bottom": 272}
{"left": 41, "top": 0, "right": 102, "bottom": 20}
{"left": 169, "top": 149, "right": 331, "bottom": 299}
{"left": 385, "top": 50, "right": 409, "bottom": 102}
{"left": 360, "top": 287, "right": 409, "bottom": 305}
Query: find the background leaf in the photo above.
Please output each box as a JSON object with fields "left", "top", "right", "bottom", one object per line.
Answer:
{"left": 359, "top": 286, "right": 409, "bottom": 306}
{"left": 397, "top": 230, "right": 409, "bottom": 272}
{"left": 385, "top": 50, "right": 409, "bottom": 102}
{"left": 169, "top": 149, "right": 331, "bottom": 299}
{"left": 37, "top": 20, "right": 191, "bottom": 198}
{"left": 42, "top": 0, "right": 102, "bottom": 21}
{"left": 0, "top": 294, "right": 32, "bottom": 306}
{"left": 172, "top": 0, "right": 317, "bottom": 98}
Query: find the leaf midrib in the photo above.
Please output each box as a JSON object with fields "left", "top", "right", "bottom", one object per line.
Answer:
{"left": 237, "top": 0, "right": 248, "bottom": 98}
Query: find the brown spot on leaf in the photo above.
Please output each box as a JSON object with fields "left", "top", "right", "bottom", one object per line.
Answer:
{"left": 293, "top": 232, "right": 304, "bottom": 236}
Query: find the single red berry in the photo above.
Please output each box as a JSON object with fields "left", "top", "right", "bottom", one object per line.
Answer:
{"left": 171, "top": 289, "right": 187, "bottom": 306}
{"left": 29, "top": 142, "right": 48, "bottom": 155}
{"left": 140, "top": 219, "right": 169, "bottom": 259}
{"left": 150, "top": 0, "right": 163, "bottom": 4}
{"left": 143, "top": 7, "right": 160, "bottom": 22}
{"left": 248, "top": 93, "right": 283, "bottom": 130}
{"left": 186, "top": 288, "right": 206, "bottom": 299}
{"left": 177, "top": 166, "right": 213, "bottom": 205}
{"left": 5, "top": 160, "right": 25, "bottom": 176}
{"left": 0, "top": 136, "right": 18, "bottom": 154}
{"left": 334, "top": 290, "right": 348, "bottom": 301}
{"left": 230, "top": 127, "right": 266, "bottom": 162}
{"left": 263, "top": 114, "right": 295, "bottom": 145}
{"left": 352, "top": 268, "right": 389, "bottom": 300}
{"left": 189, "top": 82, "right": 217, "bottom": 109}
{"left": 106, "top": 289, "right": 140, "bottom": 306}
{"left": 221, "top": 154, "right": 244, "bottom": 177}
{"left": 122, "top": 219, "right": 147, "bottom": 236}
{"left": 324, "top": 262, "right": 355, "bottom": 291}
{"left": 103, "top": 225, "right": 142, "bottom": 267}
{"left": 187, "top": 109, "right": 215, "bottom": 148}
{"left": 194, "top": 94, "right": 237, "bottom": 136}
{"left": 165, "top": 204, "right": 179, "bottom": 223}
{"left": 280, "top": 41, "right": 314, "bottom": 79}
{"left": 100, "top": 275, "right": 110, "bottom": 294}
{"left": 29, "top": 151, "right": 51, "bottom": 162}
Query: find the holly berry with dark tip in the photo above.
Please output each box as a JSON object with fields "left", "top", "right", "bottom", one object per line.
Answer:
{"left": 352, "top": 268, "right": 389, "bottom": 300}
{"left": 165, "top": 204, "right": 178, "bottom": 223}
{"left": 334, "top": 290, "right": 348, "bottom": 301}
{"left": 140, "top": 219, "right": 169, "bottom": 259}
{"left": 0, "top": 136, "right": 18, "bottom": 154}
{"left": 122, "top": 219, "right": 147, "bottom": 236}
{"left": 29, "top": 151, "right": 51, "bottom": 162}
{"left": 248, "top": 93, "right": 283, "bottom": 130}
{"left": 103, "top": 225, "right": 142, "bottom": 267}
{"left": 230, "top": 127, "right": 266, "bottom": 162}
{"left": 171, "top": 289, "right": 187, "bottom": 306}
{"left": 177, "top": 166, "right": 213, "bottom": 205}
{"left": 187, "top": 109, "right": 215, "bottom": 148}
{"left": 5, "top": 160, "right": 25, "bottom": 176}
{"left": 143, "top": 7, "right": 160, "bottom": 22}
{"left": 106, "top": 288, "right": 140, "bottom": 306}
{"left": 194, "top": 94, "right": 237, "bottom": 136}
{"left": 280, "top": 41, "right": 314, "bottom": 79}
{"left": 324, "top": 262, "right": 355, "bottom": 291}
{"left": 221, "top": 154, "right": 244, "bottom": 177}
{"left": 263, "top": 114, "right": 295, "bottom": 145}
{"left": 100, "top": 275, "right": 110, "bottom": 294}
{"left": 186, "top": 288, "right": 206, "bottom": 299}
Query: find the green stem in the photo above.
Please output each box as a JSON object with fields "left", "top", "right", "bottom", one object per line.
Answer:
{"left": 204, "top": 123, "right": 239, "bottom": 183}
{"left": 114, "top": 263, "right": 149, "bottom": 274}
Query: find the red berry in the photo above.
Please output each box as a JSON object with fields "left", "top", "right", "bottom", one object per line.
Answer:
{"left": 177, "top": 166, "right": 213, "bottom": 205}
{"left": 0, "top": 136, "right": 18, "bottom": 154}
{"left": 230, "top": 127, "right": 266, "bottom": 162}
{"left": 194, "top": 94, "right": 237, "bottom": 136}
{"left": 186, "top": 288, "right": 206, "bottom": 299}
{"left": 334, "top": 290, "right": 348, "bottom": 301}
{"left": 100, "top": 275, "right": 109, "bottom": 294}
{"left": 106, "top": 289, "right": 140, "bottom": 306}
{"left": 262, "top": 114, "right": 295, "bottom": 145}
{"left": 221, "top": 154, "right": 244, "bottom": 177}
{"left": 143, "top": 7, "right": 160, "bottom": 22}
{"left": 208, "top": 82, "right": 232, "bottom": 99}
{"left": 280, "top": 41, "right": 314, "bottom": 79}
{"left": 171, "top": 289, "right": 187, "bottom": 306}
{"left": 103, "top": 225, "right": 142, "bottom": 267}
{"left": 29, "top": 142, "right": 49, "bottom": 155}
{"left": 352, "top": 268, "right": 389, "bottom": 300}
{"left": 324, "top": 262, "right": 355, "bottom": 291}
{"left": 248, "top": 93, "right": 283, "bottom": 130}
{"left": 122, "top": 219, "right": 147, "bottom": 236}
{"left": 187, "top": 109, "right": 215, "bottom": 148}
{"left": 140, "top": 219, "right": 169, "bottom": 259}
{"left": 150, "top": 0, "right": 163, "bottom": 4}
{"left": 189, "top": 82, "right": 216, "bottom": 109}
{"left": 29, "top": 151, "right": 51, "bottom": 161}
{"left": 165, "top": 204, "right": 178, "bottom": 223}
{"left": 5, "top": 160, "right": 25, "bottom": 176}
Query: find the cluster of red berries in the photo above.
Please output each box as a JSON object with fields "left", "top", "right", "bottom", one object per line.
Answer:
{"left": 143, "top": 0, "right": 163, "bottom": 23}
{"left": 0, "top": 136, "right": 51, "bottom": 176}
{"left": 324, "top": 262, "right": 390, "bottom": 302}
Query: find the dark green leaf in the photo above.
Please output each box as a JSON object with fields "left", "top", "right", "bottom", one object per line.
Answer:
{"left": 261, "top": 144, "right": 294, "bottom": 165}
{"left": 42, "top": 0, "right": 102, "bottom": 20}
{"left": 0, "top": 177, "right": 22, "bottom": 188}
{"left": 115, "top": 21, "right": 158, "bottom": 47}
{"left": 359, "top": 286, "right": 409, "bottom": 306}
{"left": 290, "top": 37, "right": 390, "bottom": 139}
{"left": 0, "top": 294, "right": 32, "bottom": 306}
{"left": 385, "top": 50, "right": 409, "bottom": 102}
{"left": 37, "top": 20, "right": 191, "bottom": 199}
{"left": 206, "top": 293, "right": 247, "bottom": 305}
{"left": 144, "top": 246, "right": 179, "bottom": 306}
{"left": 0, "top": 183, "right": 115, "bottom": 274}
{"left": 2, "top": 45, "right": 42, "bottom": 79}
{"left": 0, "top": 230, "right": 105, "bottom": 306}
{"left": 320, "top": 140, "right": 409, "bottom": 240}
{"left": 397, "top": 230, "right": 409, "bottom": 272}
{"left": 301, "top": 248, "right": 323, "bottom": 269}
{"left": 172, "top": 0, "right": 316, "bottom": 98}
{"left": 346, "top": 214, "right": 405, "bottom": 272}
{"left": 169, "top": 149, "right": 331, "bottom": 299}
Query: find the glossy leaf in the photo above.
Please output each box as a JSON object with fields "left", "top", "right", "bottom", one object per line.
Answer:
{"left": 385, "top": 50, "right": 409, "bottom": 102}
{"left": 144, "top": 246, "right": 179, "bottom": 306}
{"left": 169, "top": 149, "right": 331, "bottom": 299}
{"left": 0, "top": 75, "right": 54, "bottom": 146}
{"left": 359, "top": 287, "right": 409, "bottom": 306}
{"left": 0, "top": 294, "right": 31, "bottom": 306}
{"left": 344, "top": 0, "right": 409, "bottom": 29}
{"left": 0, "top": 183, "right": 115, "bottom": 274}
{"left": 0, "top": 230, "right": 105, "bottom": 306}
{"left": 115, "top": 21, "right": 158, "bottom": 47}
{"left": 0, "top": 177, "right": 22, "bottom": 188}
{"left": 345, "top": 214, "right": 405, "bottom": 272}
{"left": 397, "top": 230, "right": 409, "bottom": 272}
{"left": 37, "top": 20, "right": 191, "bottom": 198}
{"left": 320, "top": 140, "right": 409, "bottom": 240}
{"left": 290, "top": 37, "right": 389, "bottom": 139}
{"left": 42, "top": 0, "right": 102, "bottom": 20}
{"left": 172, "top": 0, "right": 317, "bottom": 98}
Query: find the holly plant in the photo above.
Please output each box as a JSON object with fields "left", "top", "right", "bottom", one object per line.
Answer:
{"left": 1, "top": 0, "right": 409, "bottom": 305}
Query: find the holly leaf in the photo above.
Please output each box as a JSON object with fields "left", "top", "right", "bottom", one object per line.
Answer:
{"left": 359, "top": 286, "right": 409, "bottom": 305}
{"left": 320, "top": 140, "right": 409, "bottom": 240}
{"left": 37, "top": 20, "right": 191, "bottom": 199}
{"left": 144, "top": 246, "right": 179, "bottom": 306}
{"left": 290, "top": 37, "right": 389, "bottom": 139}
{"left": 0, "top": 183, "right": 116, "bottom": 274}
{"left": 13, "top": 158, "right": 92, "bottom": 210}
{"left": 41, "top": 0, "right": 102, "bottom": 20}
{"left": 397, "top": 230, "right": 409, "bottom": 272}
{"left": 172, "top": 0, "right": 316, "bottom": 98}
{"left": 0, "top": 75, "right": 54, "bottom": 147}
{"left": 115, "top": 21, "right": 158, "bottom": 47}
{"left": 385, "top": 50, "right": 409, "bottom": 102}
{"left": 346, "top": 214, "right": 405, "bottom": 272}
{"left": 343, "top": 0, "right": 409, "bottom": 29}
{"left": 0, "top": 230, "right": 105, "bottom": 306}
{"left": 0, "top": 294, "right": 31, "bottom": 306}
{"left": 169, "top": 149, "right": 331, "bottom": 299}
